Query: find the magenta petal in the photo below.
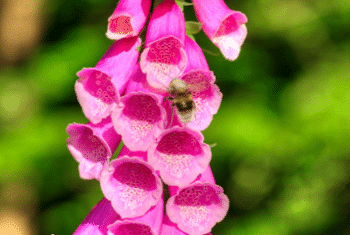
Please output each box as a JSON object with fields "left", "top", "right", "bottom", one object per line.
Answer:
{"left": 73, "top": 198, "right": 120, "bottom": 235}
{"left": 197, "top": 166, "right": 216, "bottom": 184}
{"left": 106, "top": 0, "right": 151, "bottom": 40}
{"left": 123, "top": 64, "right": 148, "bottom": 93}
{"left": 193, "top": 0, "right": 247, "bottom": 61}
{"left": 167, "top": 182, "right": 229, "bottom": 235}
{"left": 108, "top": 221, "right": 156, "bottom": 235}
{"left": 119, "top": 145, "right": 148, "bottom": 162}
{"left": 108, "top": 197, "right": 164, "bottom": 235}
{"left": 148, "top": 126, "right": 211, "bottom": 187}
{"left": 111, "top": 92, "right": 166, "bottom": 151}
{"left": 67, "top": 117, "right": 121, "bottom": 180}
{"left": 100, "top": 157, "right": 163, "bottom": 219}
{"left": 183, "top": 36, "right": 210, "bottom": 73}
{"left": 160, "top": 215, "right": 188, "bottom": 235}
{"left": 76, "top": 37, "right": 141, "bottom": 123}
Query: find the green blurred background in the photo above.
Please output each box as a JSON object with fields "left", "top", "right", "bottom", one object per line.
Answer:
{"left": 0, "top": 0, "right": 350, "bottom": 234}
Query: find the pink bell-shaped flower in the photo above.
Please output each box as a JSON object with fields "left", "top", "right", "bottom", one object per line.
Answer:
{"left": 67, "top": 117, "right": 121, "bottom": 180}
{"left": 106, "top": 0, "right": 151, "bottom": 40}
{"left": 140, "top": 0, "right": 187, "bottom": 90}
{"left": 75, "top": 37, "right": 141, "bottom": 124}
{"left": 100, "top": 153, "right": 163, "bottom": 219}
{"left": 111, "top": 91, "right": 166, "bottom": 151}
{"left": 148, "top": 126, "right": 211, "bottom": 187}
{"left": 166, "top": 182, "right": 229, "bottom": 235}
{"left": 166, "top": 167, "right": 229, "bottom": 235}
{"left": 193, "top": 0, "right": 247, "bottom": 61}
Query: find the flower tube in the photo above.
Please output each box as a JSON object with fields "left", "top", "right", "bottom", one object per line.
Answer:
{"left": 166, "top": 166, "right": 228, "bottom": 235}
{"left": 73, "top": 198, "right": 120, "bottom": 235}
{"left": 73, "top": 197, "right": 164, "bottom": 235}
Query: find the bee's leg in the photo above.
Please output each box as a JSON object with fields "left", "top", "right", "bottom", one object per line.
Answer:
{"left": 168, "top": 103, "right": 175, "bottom": 128}
{"left": 193, "top": 102, "right": 199, "bottom": 125}
{"left": 194, "top": 112, "right": 199, "bottom": 125}
{"left": 163, "top": 97, "right": 174, "bottom": 128}
{"left": 163, "top": 96, "right": 173, "bottom": 103}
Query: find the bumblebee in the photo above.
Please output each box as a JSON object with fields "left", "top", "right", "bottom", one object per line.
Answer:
{"left": 165, "top": 79, "right": 195, "bottom": 124}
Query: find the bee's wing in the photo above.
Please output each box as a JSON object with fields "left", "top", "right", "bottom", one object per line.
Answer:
{"left": 187, "top": 80, "right": 208, "bottom": 94}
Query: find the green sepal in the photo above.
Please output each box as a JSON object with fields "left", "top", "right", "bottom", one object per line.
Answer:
{"left": 186, "top": 21, "right": 203, "bottom": 35}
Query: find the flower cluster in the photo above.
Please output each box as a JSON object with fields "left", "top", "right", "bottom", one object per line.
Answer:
{"left": 67, "top": 0, "right": 247, "bottom": 234}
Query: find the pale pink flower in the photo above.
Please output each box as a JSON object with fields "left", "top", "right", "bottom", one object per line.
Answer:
{"left": 193, "top": 0, "right": 247, "bottom": 61}
{"left": 100, "top": 155, "right": 163, "bottom": 219}
{"left": 75, "top": 37, "right": 141, "bottom": 124}
{"left": 111, "top": 91, "right": 166, "bottom": 151}
{"left": 165, "top": 167, "right": 229, "bottom": 235}
{"left": 106, "top": 0, "right": 151, "bottom": 40}
{"left": 166, "top": 167, "right": 229, "bottom": 235}
{"left": 140, "top": 0, "right": 187, "bottom": 90}
{"left": 67, "top": 117, "right": 121, "bottom": 180}
{"left": 148, "top": 126, "right": 211, "bottom": 187}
